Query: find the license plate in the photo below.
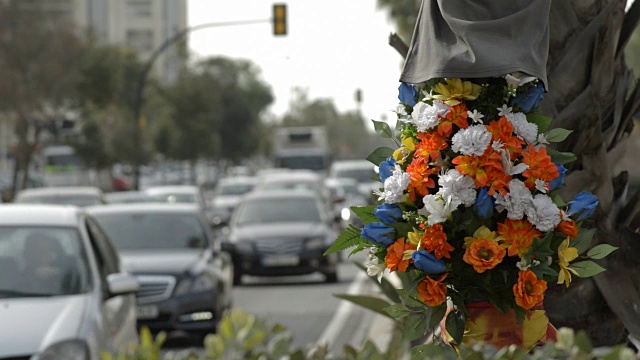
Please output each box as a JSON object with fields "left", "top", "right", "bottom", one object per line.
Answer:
{"left": 262, "top": 255, "right": 299, "bottom": 267}
{"left": 136, "top": 305, "right": 159, "bottom": 320}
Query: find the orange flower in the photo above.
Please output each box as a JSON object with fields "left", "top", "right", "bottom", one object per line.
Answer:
{"left": 513, "top": 270, "right": 547, "bottom": 309}
{"left": 417, "top": 274, "right": 448, "bottom": 307}
{"left": 421, "top": 224, "right": 454, "bottom": 259}
{"left": 521, "top": 145, "right": 559, "bottom": 191}
{"left": 415, "top": 132, "right": 448, "bottom": 161}
{"left": 463, "top": 238, "right": 506, "bottom": 273}
{"left": 385, "top": 238, "right": 416, "bottom": 273}
{"left": 406, "top": 156, "right": 438, "bottom": 201}
{"left": 486, "top": 117, "right": 525, "bottom": 159}
{"left": 557, "top": 218, "right": 578, "bottom": 239}
{"left": 453, "top": 150, "right": 509, "bottom": 195}
{"left": 438, "top": 103, "right": 469, "bottom": 138}
{"left": 497, "top": 219, "right": 541, "bottom": 257}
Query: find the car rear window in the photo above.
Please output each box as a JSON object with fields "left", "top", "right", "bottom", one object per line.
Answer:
{"left": 234, "top": 197, "right": 322, "bottom": 225}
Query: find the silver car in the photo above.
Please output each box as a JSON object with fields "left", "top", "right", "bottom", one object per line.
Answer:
{"left": 0, "top": 205, "right": 138, "bottom": 359}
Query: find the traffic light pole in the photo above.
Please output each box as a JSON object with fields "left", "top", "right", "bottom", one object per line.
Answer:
{"left": 131, "top": 18, "right": 271, "bottom": 190}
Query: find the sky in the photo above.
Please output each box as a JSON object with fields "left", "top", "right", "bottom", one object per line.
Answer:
{"left": 187, "top": 0, "right": 403, "bottom": 125}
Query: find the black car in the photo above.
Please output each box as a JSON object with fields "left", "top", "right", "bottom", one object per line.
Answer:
{"left": 225, "top": 190, "right": 339, "bottom": 284}
{"left": 88, "top": 203, "right": 233, "bottom": 338}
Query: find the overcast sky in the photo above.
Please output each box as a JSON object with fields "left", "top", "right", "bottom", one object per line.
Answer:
{"left": 187, "top": 0, "right": 403, "bottom": 125}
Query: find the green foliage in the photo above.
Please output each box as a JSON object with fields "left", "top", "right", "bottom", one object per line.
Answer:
{"left": 350, "top": 206, "right": 380, "bottom": 225}
{"left": 586, "top": 244, "right": 618, "bottom": 260}
{"left": 366, "top": 147, "right": 395, "bottom": 166}
{"left": 545, "top": 128, "right": 573, "bottom": 143}
{"left": 445, "top": 310, "right": 465, "bottom": 345}
{"left": 334, "top": 294, "right": 394, "bottom": 318}
{"left": 546, "top": 148, "right": 577, "bottom": 165}
{"left": 323, "top": 225, "right": 369, "bottom": 255}
{"left": 525, "top": 113, "right": 552, "bottom": 133}
{"left": 571, "top": 228, "right": 596, "bottom": 255}
{"left": 372, "top": 120, "right": 395, "bottom": 140}
{"left": 571, "top": 260, "right": 606, "bottom": 278}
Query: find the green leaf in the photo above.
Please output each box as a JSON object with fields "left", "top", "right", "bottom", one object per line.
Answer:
{"left": 571, "top": 228, "right": 596, "bottom": 255}
{"left": 531, "top": 263, "right": 559, "bottom": 282}
{"left": 551, "top": 190, "right": 567, "bottom": 207}
{"left": 587, "top": 244, "right": 618, "bottom": 260}
{"left": 402, "top": 312, "right": 428, "bottom": 341}
{"left": 353, "top": 262, "right": 401, "bottom": 303}
{"left": 545, "top": 128, "right": 573, "bottom": 143}
{"left": 427, "top": 303, "right": 447, "bottom": 330}
{"left": 350, "top": 205, "right": 379, "bottom": 225}
{"left": 372, "top": 119, "right": 394, "bottom": 139}
{"left": 324, "top": 225, "right": 367, "bottom": 255}
{"left": 384, "top": 303, "right": 411, "bottom": 319}
{"left": 514, "top": 306, "right": 526, "bottom": 325}
{"left": 410, "top": 343, "right": 458, "bottom": 360}
{"left": 526, "top": 113, "right": 552, "bottom": 133}
{"left": 366, "top": 146, "right": 395, "bottom": 166}
{"left": 575, "top": 330, "right": 593, "bottom": 354}
{"left": 571, "top": 260, "right": 606, "bottom": 278}
{"left": 333, "top": 294, "right": 393, "bottom": 318}
{"left": 546, "top": 148, "right": 577, "bottom": 165}
{"left": 445, "top": 310, "right": 465, "bottom": 345}
{"left": 524, "top": 232, "right": 555, "bottom": 260}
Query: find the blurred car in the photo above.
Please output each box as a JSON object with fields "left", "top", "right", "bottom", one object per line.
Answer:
{"left": 88, "top": 203, "right": 234, "bottom": 338}
{"left": 13, "top": 186, "right": 106, "bottom": 207}
{"left": 0, "top": 205, "right": 138, "bottom": 359}
{"left": 329, "top": 160, "right": 378, "bottom": 201}
{"left": 224, "top": 190, "right": 339, "bottom": 284}
{"left": 105, "top": 191, "right": 156, "bottom": 204}
{"left": 144, "top": 185, "right": 208, "bottom": 210}
{"left": 325, "top": 177, "right": 368, "bottom": 229}
{"left": 209, "top": 176, "right": 257, "bottom": 227}
{"left": 254, "top": 170, "right": 331, "bottom": 208}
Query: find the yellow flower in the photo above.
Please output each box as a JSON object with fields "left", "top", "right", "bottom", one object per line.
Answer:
{"left": 432, "top": 78, "right": 482, "bottom": 106}
{"left": 393, "top": 135, "right": 416, "bottom": 164}
{"left": 464, "top": 225, "right": 503, "bottom": 248}
{"left": 407, "top": 229, "right": 422, "bottom": 247}
{"left": 557, "top": 237, "right": 578, "bottom": 287}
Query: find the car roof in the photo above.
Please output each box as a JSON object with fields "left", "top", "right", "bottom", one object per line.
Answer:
{"left": 218, "top": 176, "right": 257, "bottom": 185}
{"left": 330, "top": 160, "right": 373, "bottom": 170}
{"left": 0, "top": 204, "right": 82, "bottom": 226}
{"left": 144, "top": 185, "right": 200, "bottom": 195}
{"left": 258, "top": 171, "right": 322, "bottom": 183}
{"left": 87, "top": 202, "right": 201, "bottom": 216}
{"left": 241, "top": 189, "right": 320, "bottom": 202}
{"left": 325, "top": 177, "right": 358, "bottom": 186}
{"left": 16, "top": 186, "right": 103, "bottom": 198}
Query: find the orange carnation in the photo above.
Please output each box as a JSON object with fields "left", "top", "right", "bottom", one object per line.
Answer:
{"left": 557, "top": 218, "right": 578, "bottom": 239}
{"left": 421, "top": 223, "right": 454, "bottom": 259}
{"left": 497, "top": 219, "right": 541, "bottom": 257}
{"left": 385, "top": 238, "right": 416, "bottom": 273}
{"left": 463, "top": 238, "right": 506, "bottom": 273}
{"left": 513, "top": 270, "right": 547, "bottom": 310}
{"left": 438, "top": 103, "right": 469, "bottom": 138}
{"left": 417, "top": 274, "right": 448, "bottom": 307}
{"left": 521, "top": 145, "right": 559, "bottom": 191}
{"left": 406, "top": 156, "right": 437, "bottom": 200}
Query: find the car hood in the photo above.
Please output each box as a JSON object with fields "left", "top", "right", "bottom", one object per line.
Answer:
{"left": 0, "top": 295, "right": 88, "bottom": 357}
{"left": 120, "top": 250, "right": 204, "bottom": 275}
{"left": 232, "top": 222, "right": 329, "bottom": 241}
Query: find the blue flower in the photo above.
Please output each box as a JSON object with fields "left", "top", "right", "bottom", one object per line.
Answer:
{"left": 374, "top": 204, "right": 403, "bottom": 224}
{"left": 398, "top": 83, "right": 417, "bottom": 107}
{"left": 548, "top": 163, "right": 567, "bottom": 191}
{"left": 510, "top": 83, "right": 545, "bottom": 112}
{"left": 473, "top": 187, "right": 494, "bottom": 218}
{"left": 567, "top": 191, "right": 598, "bottom": 221}
{"left": 412, "top": 250, "right": 446, "bottom": 274}
{"left": 361, "top": 222, "right": 395, "bottom": 247}
{"left": 379, "top": 157, "right": 396, "bottom": 183}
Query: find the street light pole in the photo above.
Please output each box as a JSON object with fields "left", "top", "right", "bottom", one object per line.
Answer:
{"left": 131, "top": 18, "right": 271, "bottom": 190}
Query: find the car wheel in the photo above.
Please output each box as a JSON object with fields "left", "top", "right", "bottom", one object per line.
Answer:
{"left": 325, "top": 271, "right": 338, "bottom": 283}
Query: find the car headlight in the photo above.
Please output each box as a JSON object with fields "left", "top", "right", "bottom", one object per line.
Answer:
{"left": 39, "top": 339, "right": 88, "bottom": 360}
{"left": 305, "top": 237, "right": 326, "bottom": 250}
{"left": 174, "top": 273, "right": 216, "bottom": 296}
{"left": 235, "top": 241, "right": 254, "bottom": 253}
{"left": 340, "top": 208, "right": 351, "bottom": 221}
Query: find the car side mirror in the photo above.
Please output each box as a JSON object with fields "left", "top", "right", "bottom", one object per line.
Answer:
{"left": 107, "top": 273, "right": 139, "bottom": 296}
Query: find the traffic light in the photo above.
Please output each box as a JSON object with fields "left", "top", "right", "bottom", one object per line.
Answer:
{"left": 273, "top": 4, "right": 287, "bottom": 36}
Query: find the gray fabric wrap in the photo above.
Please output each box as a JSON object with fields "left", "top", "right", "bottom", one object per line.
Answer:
{"left": 400, "top": 0, "right": 551, "bottom": 90}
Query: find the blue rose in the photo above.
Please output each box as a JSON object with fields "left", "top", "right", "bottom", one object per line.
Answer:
{"left": 548, "top": 163, "right": 567, "bottom": 192}
{"left": 379, "top": 157, "right": 396, "bottom": 183}
{"left": 398, "top": 83, "right": 417, "bottom": 107}
{"left": 473, "top": 187, "right": 494, "bottom": 218}
{"left": 567, "top": 191, "right": 598, "bottom": 221}
{"left": 361, "top": 222, "right": 395, "bottom": 247}
{"left": 374, "top": 204, "right": 403, "bottom": 224}
{"left": 412, "top": 250, "right": 446, "bottom": 274}
{"left": 510, "top": 83, "right": 545, "bottom": 112}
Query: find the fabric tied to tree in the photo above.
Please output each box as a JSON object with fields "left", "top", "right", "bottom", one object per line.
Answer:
{"left": 400, "top": 0, "right": 551, "bottom": 90}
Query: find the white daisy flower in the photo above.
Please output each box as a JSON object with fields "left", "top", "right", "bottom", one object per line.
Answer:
{"left": 525, "top": 193, "right": 561, "bottom": 232}
{"left": 467, "top": 109, "right": 484, "bottom": 124}
{"left": 506, "top": 112, "right": 538, "bottom": 144}
{"left": 410, "top": 100, "right": 449, "bottom": 132}
{"left": 374, "top": 164, "right": 410, "bottom": 204}
{"left": 498, "top": 104, "right": 513, "bottom": 117}
{"left": 451, "top": 125, "right": 492, "bottom": 156}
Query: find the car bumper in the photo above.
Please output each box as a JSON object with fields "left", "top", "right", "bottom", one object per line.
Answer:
{"left": 233, "top": 248, "right": 337, "bottom": 276}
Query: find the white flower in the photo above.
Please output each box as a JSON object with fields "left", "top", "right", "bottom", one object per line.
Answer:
{"left": 467, "top": 109, "right": 484, "bottom": 124}
{"left": 410, "top": 100, "right": 449, "bottom": 132}
{"left": 516, "top": 259, "right": 531, "bottom": 271}
{"left": 420, "top": 194, "right": 454, "bottom": 225}
{"left": 498, "top": 104, "right": 513, "bottom": 117}
{"left": 535, "top": 179, "right": 548, "bottom": 193}
{"left": 437, "top": 169, "right": 476, "bottom": 207}
{"left": 494, "top": 179, "right": 533, "bottom": 220}
{"left": 451, "top": 125, "right": 492, "bottom": 156}
{"left": 505, "top": 72, "right": 537, "bottom": 89}
{"left": 366, "top": 256, "right": 386, "bottom": 278}
{"left": 394, "top": 104, "right": 409, "bottom": 118}
{"left": 506, "top": 112, "right": 538, "bottom": 144}
{"left": 374, "top": 164, "right": 410, "bottom": 204}
{"left": 525, "top": 193, "right": 561, "bottom": 232}
{"left": 499, "top": 149, "right": 528, "bottom": 176}
{"left": 492, "top": 141, "right": 505, "bottom": 151}
{"left": 536, "top": 133, "right": 549, "bottom": 145}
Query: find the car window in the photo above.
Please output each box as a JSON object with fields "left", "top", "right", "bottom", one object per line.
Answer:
{"left": 93, "top": 213, "right": 209, "bottom": 251}
{"left": 17, "top": 195, "right": 102, "bottom": 207}
{"left": 152, "top": 193, "right": 197, "bottom": 204}
{"left": 234, "top": 197, "right": 322, "bottom": 225}
{"left": 217, "top": 183, "right": 254, "bottom": 196}
{"left": 85, "top": 218, "right": 120, "bottom": 295}
{"left": 0, "top": 226, "right": 92, "bottom": 298}
{"left": 334, "top": 168, "right": 376, "bottom": 183}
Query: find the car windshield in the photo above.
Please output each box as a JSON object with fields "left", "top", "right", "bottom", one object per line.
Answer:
{"left": 0, "top": 227, "right": 92, "bottom": 298}
{"left": 234, "top": 197, "right": 322, "bottom": 225}
{"left": 18, "top": 195, "right": 101, "bottom": 207}
{"left": 152, "top": 193, "right": 197, "bottom": 204}
{"left": 217, "top": 183, "right": 254, "bottom": 196}
{"left": 334, "top": 168, "right": 376, "bottom": 183}
{"left": 94, "top": 213, "right": 209, "bottom": 250}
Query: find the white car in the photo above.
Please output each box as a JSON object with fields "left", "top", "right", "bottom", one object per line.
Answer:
{"left": 328, "top": 160, "right": 378, "bottom": 201}
{"left": 0, "top": 205, "right": 138, "bottom": 359}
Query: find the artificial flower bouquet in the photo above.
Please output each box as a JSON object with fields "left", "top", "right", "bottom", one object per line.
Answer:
{"left": 325, "top": 75, "right": 616, "bottom": 349}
